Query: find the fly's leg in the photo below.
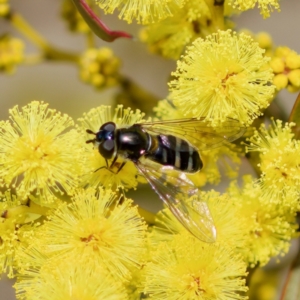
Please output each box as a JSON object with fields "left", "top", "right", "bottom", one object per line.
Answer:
{"left": 93, "top": 159, "right": 109, "bottom": 173}
{"left": 109, "top": 155, "right": 126, "bottom": 174}
{"left": 116, "top": 161, "right": 126, "bottom": 173}
{"left": 109, "top": 155, "right": 118, "bottom": 169}
{"left": 94, "top": 155, "right": 126, "bottom": 174}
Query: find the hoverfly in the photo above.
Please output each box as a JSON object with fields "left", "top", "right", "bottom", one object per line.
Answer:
{"left": 86, "top": 118, "right": 245, "bottom": 243}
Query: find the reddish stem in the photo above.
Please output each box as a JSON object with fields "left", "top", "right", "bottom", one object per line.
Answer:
{"left": 72, "top": 0, "right": 133, "bottom": 42}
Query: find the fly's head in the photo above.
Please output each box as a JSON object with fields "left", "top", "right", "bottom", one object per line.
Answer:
{"left": 86, "top": 122, "right": 116, "bottom": 159}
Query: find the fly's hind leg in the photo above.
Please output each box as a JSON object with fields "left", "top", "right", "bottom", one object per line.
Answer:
{"left": 116, "top": 161, "right": 126, "bottom": 174}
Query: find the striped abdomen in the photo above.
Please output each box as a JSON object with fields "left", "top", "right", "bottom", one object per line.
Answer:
{"left": 146, "top": 134, "right": 203, "bottom": 173}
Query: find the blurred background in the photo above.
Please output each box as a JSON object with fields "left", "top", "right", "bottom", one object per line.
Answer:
{"left": 0, "top": 0, "right": 300, "bottom": 299}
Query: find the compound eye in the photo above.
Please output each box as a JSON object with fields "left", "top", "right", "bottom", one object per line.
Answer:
{"left": 100, "top": 122, "right": 116, "bottom": 132}
{"left": 99, "top": 139, "right": 115, "bottom": 159}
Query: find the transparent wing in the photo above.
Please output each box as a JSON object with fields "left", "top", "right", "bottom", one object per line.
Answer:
{"left": 135, "top": 159, "right": 216, "bottom": 243}
{"left": 138, "top": 118, "right": 245, "bottom": 150}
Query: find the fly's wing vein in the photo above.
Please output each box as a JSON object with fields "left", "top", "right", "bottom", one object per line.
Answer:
{"left": 135, "top": 159, "right": 216, "bottom": 243}
{"left": 138, "top": 118, "right": 245, "bottom": 150}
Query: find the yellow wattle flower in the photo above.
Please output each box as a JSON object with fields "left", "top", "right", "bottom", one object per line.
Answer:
{"left": 96, "top": 0, "right": 184, "bottom": 24}
{"left": 140, "top": 0, "right": 212, "bottom": 60}
{"left": 269, "top": 46, "right": 300, "bottom": 92}
{"left": 144, "top": 233, "right": 248, "bottom": 299}
{"left": 0, "top": 101, "right": 82, "bottom": 204}
{"left": 61, "top": 0, "right": 91, "bottom": 33}
{"left": 169, "top": 30, "right": 275, "bottom": 126}
{"left": 79, "top": 47, "right": 121, "bottom": 89}
{"left": 15, "top": 256, "right": 127, "bottom": 300}
{"left": 227, "top": 176, "right": 298, "bottom": 268}
{"left": 227, "top": 0, "right": 280, "bottom": 18}
{"left": 239, "top": 29, "right": 273, "bottom": 57}
{"left": 28, "top": 188, "right": 147, "bottom": 281}
{"left": 0, "top": 35, "right": 25, "bottom": 74}
{"left": 0, "top": 191, "right": 38, "bottom": 278}
{"left": 0, "top": 0, "right": 10, "bottom": 17}
{"left": 246, "top": 119, "right": 300, "bottom": 210}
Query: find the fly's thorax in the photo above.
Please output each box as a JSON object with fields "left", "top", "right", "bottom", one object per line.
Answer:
{"left": 116, "top": 125, "right": 150, "bottom": 161}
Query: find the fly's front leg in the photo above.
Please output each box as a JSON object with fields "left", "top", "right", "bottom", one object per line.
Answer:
{"left": 94, "top": 155, "right": 126, "bottom": 174}
{"left": 94, "top": 158, "right": 109, "bottom": 173}
{"left": 109, "top": 154, "right": 118, "bottom": 169}
{"left": 116, "top": 161, "right": 126, "bottom": 173}
{"left": 108, "top": 155, "right": 126, "bottom": 174}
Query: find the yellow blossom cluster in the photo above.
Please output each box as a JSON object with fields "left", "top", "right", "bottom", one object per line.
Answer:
{"left": 79, "top": 47, "right": 121, "bottom": 89}
{"left": 0, "top": 192, "right": 36, "bottom": 278}
{"left": 147, "top": 193, "right": 249, "bottom": 299}
{"left": 227, "top": 176, "right": 298, "bottom": 267}
{"left": 144, "top": 234, "right": 248, "bottom": 299}
{"left": 95, "top": 0, "right": 281, "bottom": 24}
{"left": 13, "top": 188, "right": 147, "bottom": 299}
{"left": 150, "top": 190, "right": 247, "bottom": 250}
{"left": 169, "top": 30, "right": 275, "bottom": 126}
{"left": 139, "top": 0, "right": 213, "bottom": 60}
{"left": 240, "top": 30, "right": 300, "bottom": 93}
{"left": 0, "top": 0, "right": 10, "bottom": 17}
{"left": 14, "top": 250, "right": 128, "bottom": 299}
{"left": 96, "top": 0, "right": 184, "bottom": 24}
{"left": 0, "top": 101, "right": 82, "bottom": 205}
{"left": 21, "top": 264, "right": 128, "bottom": 299}
{"left": 150, "top": 180, "right": 298, "bottom": 270}
{"left": 227, "top": 0, "right": 280, "bottom": 18}
{"left": 246, "top": 119, "right": 300, "bottom": 211}
{"left": 270, "top": 47, "right": 300, "bottom": 92}
{"left": 239, "top": 30, "right": 273, "bottom": 57}
{"left": 0, "top": 35, "right": 24, "bottom": 74}
{"left": 61, "top": 0, "right": 91, "bottom": 33}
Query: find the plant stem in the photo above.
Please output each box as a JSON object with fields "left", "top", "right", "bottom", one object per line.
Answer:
{"left": 8, "top": 11, "right": 79, "bottom": 62}
{"left": 115, "top": 76, "right": 160, "bottom": 115}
